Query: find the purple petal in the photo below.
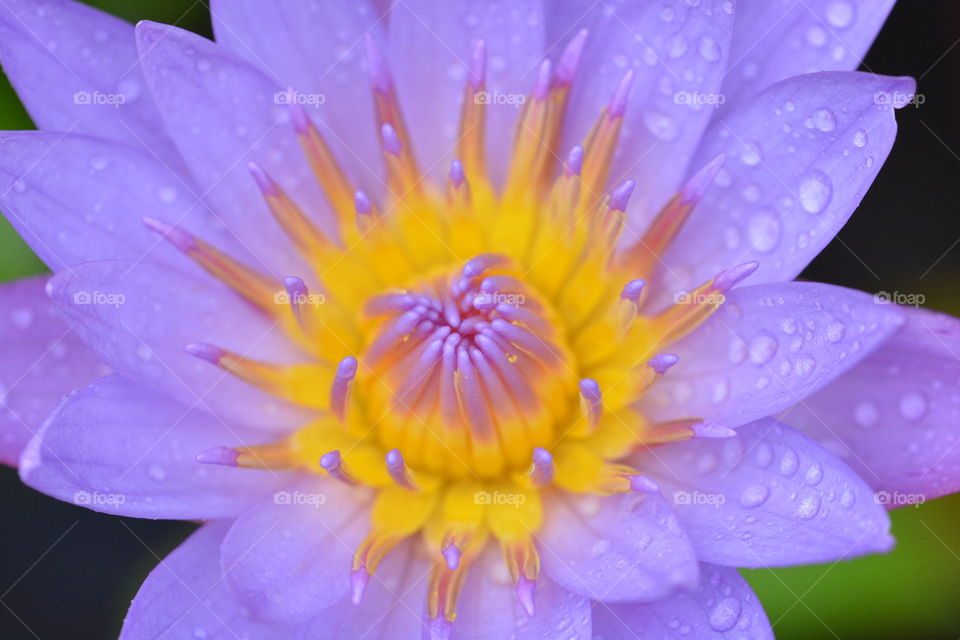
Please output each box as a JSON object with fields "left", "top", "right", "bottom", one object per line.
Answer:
{"left": 20, "top": 375, "right": 293, "bottom": 518}
{"left": 46, "top": 259, "right": 311, "bottom": 430}
{"left": 121, "top": 520, "right": 285, "bottom": 639}
{"left": 437, "top": 548, "right": 591, "bottom": 640}
{"left": 209, "top": 0, "right": 385, "bottom": 192}
{"left": 635, "top": 418, "right": 893, "bottom": 567}
{"left": 658, "top": 71, "right": 914, "bottom": 295}
{"left": 537, "top": 492, "right": 698, "bottom": 602}
{"left": 0, "top": 275, "right": 107, "bottom": 466}
{"left": 135, "top": 21, "right": 329, "bottom": 279}
{"left": 292, "top": 540, "right": 429, "bottom": 640}
{"left": 387, "top": 0, "right": 544, "bottom": 187}
{"left": 0, "top": 0, "right": 185, "bottom": 170}
{"left": 548, "top": 0, "right": 734, "bottom": 227}
{"left": 591, "top": 563, "right": 773, "bottom": 639}
{"left": 221, "top": 477, "right": 372, "bottom": 624}
{"left": 780, "top": 305, "right": 960, "bottom": 503}
{"left": 640, "top": 282, "right": 905, "bottom": 428}
{"left": 720, "top": 0, "right": 895, "bottom": 117}
{"left": 0, "top": 132, "right": 246, "bottom": 271}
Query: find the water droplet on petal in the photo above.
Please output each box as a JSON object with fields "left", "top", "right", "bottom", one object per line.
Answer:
{"left": 899, "top": 393, "right": 927, "bottom": 421}
{"left": 748, "top": 335, "right": 778, "bottom": 364}
{"left": 747, "top": 211, "right": 781, "bottom": 253}
{"left": 796, "top": 494, "right": 821, "bottom": 519}
{"left": 852, "top": 129, "right": 868, "bottom": 148}
{"left": 811, "top": 108, "right": 837, "bottom": 132}
{"left": 826, "top": 1, "right": 855, "bottom": 28}
{"left": 698, "top": 35, "right": 721, "bottom": 62}
{"left": 739, "top": 485, "right": 770, "bottom": 508}
{"left": 709, "top": 597, "right": 742, "bottom": 632}
{"left": 798, "top": 170, "right": 833, "bottom": 214}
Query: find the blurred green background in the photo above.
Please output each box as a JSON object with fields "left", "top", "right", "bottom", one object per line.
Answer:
{"left": 1, "top": 2, "right": 959, "bottom": 639}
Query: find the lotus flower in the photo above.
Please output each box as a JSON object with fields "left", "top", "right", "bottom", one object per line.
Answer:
{"left": 0, "top": 0, "right": 955, "bottom": 638}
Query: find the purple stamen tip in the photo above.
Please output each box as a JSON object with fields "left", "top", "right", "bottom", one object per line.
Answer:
{"left": 247, "top": 161, "right": 277, "bottom": 196}
{"left": 320, "top": 450, "right": 343, "bottom": 471}
{"left": 195, "top": 446, "right": 238, "bottom": 467}
{"left": 386, "top": 448, "right": 404, "bottom": 471}
{"left": 530, "top": 447, "right": 555, "bottom": 485}
{"left": 184, "top": 342, "right": 224, "bottom": 365}
{"left": 648, "top": 353, "right": 679, "bottom": 375}
{"left": 579, "top": 378, "right": 601, "bottom": 401}
{"left": 554, "top": 29, "right": 588, "bottom": 87}
{"left": 610, "top": 179, "right": 636, "bottom": 212}
{"left": 364, "top": 34, "right": 391, "bottom": 93}
{"left": 381, "top": 123, "right": 402, "bottom": 156}
{"left": 608, "top": 69, "right": 634, "bottom": 117}
{"left": 565, "top": 145, "right": 584, "bottom": 176}
{"left": 142, "top": 217, "right": 196, "bottom": 252}
{"left": 620, "top": 278, "right": 646, "bottom": 302}
{"left": 442, "top": 543, "right": 462, "bottom": 570}
{"left": 337, "top": 356, "right": 359, "bottom": 380}
{"left": 449, "top": 159, "right": 466, "bottom": 187}
{"left": 681, "top": 153, "right": 726, "bottom": 205}
{"left": 462, "top": 253, "right": 507, "bottom": 279}
{"left": 713, "top": 261, "right": 760, "bottom": 293}
{"left": 533, "top": 59, "right": 552, "bottom": 101}
{"left": 692, "top": 420, "right": 737, "bottom": 439}
{"left": 629, "top": 474, "right": 661, "bottom": 494}
{"left": 515, "top": 575, "right": 537, "bottom": 617}
{"left": 284, "top": 276, "right": 307, "bottom": 297}
{"left": 350, "top": 568, "right": 370, "bottom": 606}
{"left": 469, "top": 39, "right": 486, "bottom": 90}
{"left": 354, "top": 190, "right": 372, "bottom": 216}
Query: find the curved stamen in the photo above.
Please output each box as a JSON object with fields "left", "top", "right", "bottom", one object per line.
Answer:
{"left": 529, "top": 447, "right": 555, "bottom": 486}
{"left": 320, "top": 450, "right": 359, "bottom": 485}
{"left": 330, "top": 356, "right": 358, "bottom": 421}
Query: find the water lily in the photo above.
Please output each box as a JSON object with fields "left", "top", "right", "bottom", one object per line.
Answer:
{"left": 0, "top": 0, "right": 956, "bottom": 638}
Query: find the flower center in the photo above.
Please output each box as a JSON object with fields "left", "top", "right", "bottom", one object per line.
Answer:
{"left": 360, "top": 258, "right": 576, "bottom": 479}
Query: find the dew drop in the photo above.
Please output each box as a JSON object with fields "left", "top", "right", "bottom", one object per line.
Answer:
{"left": 747, "top": 211, "right": 781, "bottom": 253}
{"left": 811, "top": 108, "right": 837, "bottom": 132}
{"left": 796, "top": 494, "right": 821, "bottom": 520}
{"left": 698, "top": 35, "right": 721, "bottom": 62}
{"left": 852, "top": 129, "right": 868, "bottom": 148}
{"left": 798, "top": 170, "right": 833, "bottom": 214}
{"left": 709, "top": 597, "right": 742, "bottom": 632}
{"left": 748, "top": 335, "right": 778, "bottom": 364}
{"left": 899, "top": 393, "right": 927, "bottom": 421}
{"left": 825, "top": 1, "right": 855, "bottom": 29}
{"left": 805, "top": 463, "right": 824, "bottom": 486}
{"left": 780, "top": 450, "right": 799, "bottom": 476}
{"left": 739, "top": 485, "right": 770, "bottom": 508}
{"left": 740, "top": 142, "right": 762, "bottom": 166}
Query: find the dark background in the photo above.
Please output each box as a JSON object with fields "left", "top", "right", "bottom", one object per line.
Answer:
{"left": 1, "top": 2, "right": 959, "bottom": 638}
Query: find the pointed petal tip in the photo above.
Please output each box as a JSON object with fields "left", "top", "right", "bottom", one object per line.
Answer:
{"left": 469, "top": 39, "right": 486, "bottom": 89}
{"left": 714, "top": 261, "right": 759, "bottom": 293}
{"left": 629, "top": 474, "right": 661, "bottom": 494}
{"left": 449, "top": 159, "right": 466, "bottom": 187}
{"left": 184, "top": 342, "right": 223, "bottom": 364}
{"left": 554, "top": 29, "right": 589, "bottom": 87}
{"left": 681, "top": 153, "right": 726, "bottom": 204}
{"left": 608, "top": 70, "right": 634, "bottom": 117}
{"left": 247, "top": 161, "right": 277, "bottom": 196}
{"left": 142, "top": 217, "right": 195, "bottom": 251}
{"left": 195, "top": 446, "right": 238, "bottom": 467}
{"left": 515, "top": 576, "right": 536, "bottom": 617}
{"left": 610, "top": 179, "right": 637, "bottom": 212}
{"left": 441, "top": 543, "right": 462, "bottom": 570}
{"left": 350, "top": 568, "right": 370, "bottom": 605}
{"left": 565, "top": 145, "right": 584, "bottom": 176}
{"left": 533, "top": 59, "right": 552, "bottom": 101}
{"left": 692, "top": 420, "right": 737, "bottom": 439}
{"left": 364, "top": 34, "right": 391, "bottom": 93}
{"left": 381, "top": 123, "right": 402, "bottom": 156}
